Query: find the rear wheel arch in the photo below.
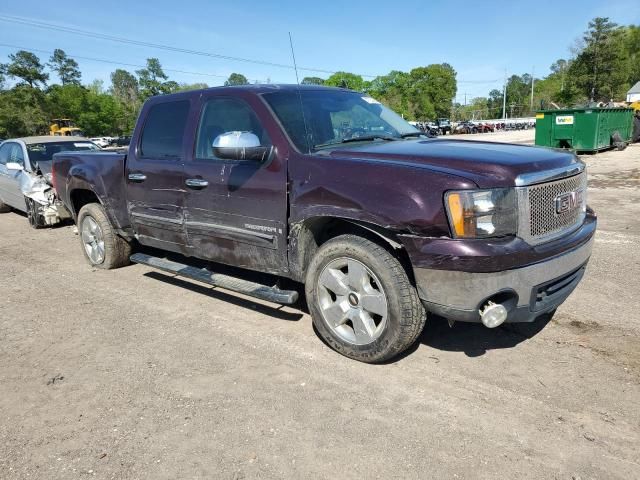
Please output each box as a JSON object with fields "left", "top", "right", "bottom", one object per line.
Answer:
{"left": 77, "top": 203, "right": 131, "bottom": 269}
{"left": 70, "top": 188, "right": 101, "bottom": 218}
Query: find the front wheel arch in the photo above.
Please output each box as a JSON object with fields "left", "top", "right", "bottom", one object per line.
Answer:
{"left": 290, "top": 216, "right": 414, "bottom": 285}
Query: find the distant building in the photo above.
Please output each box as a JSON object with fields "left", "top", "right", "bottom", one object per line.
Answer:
{"left": 627, "top": 81, "right": 640, "bottom": 103}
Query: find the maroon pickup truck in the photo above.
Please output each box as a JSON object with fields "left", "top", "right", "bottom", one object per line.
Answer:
{"left": 53, "top": 85, "right": 595, "bottom": 362}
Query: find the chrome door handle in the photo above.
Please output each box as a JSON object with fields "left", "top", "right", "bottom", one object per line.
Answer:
{"left": 185, "top": 178, "right": 209, "bottom": 189}
{"left": 128, "top": 173, "right": 147, "bottom": 182}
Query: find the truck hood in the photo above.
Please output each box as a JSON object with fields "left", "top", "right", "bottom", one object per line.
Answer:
{"left": 324, "top": 138, "right": 581, "bottom": 188}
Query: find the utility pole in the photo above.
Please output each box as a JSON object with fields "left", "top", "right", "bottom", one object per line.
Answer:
{"left": 510, "top": 102, "right": 516, "bottom": 119}
{"left": 502, "top": 69, "right": 507, "bottom": 120}
{"left": 530, "top": 67, "right": 535, "bottom": 112}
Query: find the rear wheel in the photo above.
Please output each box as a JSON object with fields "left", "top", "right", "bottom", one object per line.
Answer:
{"left": 306, "top": 235, "right": 427, "bottom": 363}
{"left": 25, "top": 197, "right": 46, "bottom": 229}
{"left": 77, "top": 203, "right": 131, "bottom": 269}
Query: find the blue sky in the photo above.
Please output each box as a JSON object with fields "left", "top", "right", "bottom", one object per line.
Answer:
{"left": 1, "top": 0, "right": 638, "bottom": 100}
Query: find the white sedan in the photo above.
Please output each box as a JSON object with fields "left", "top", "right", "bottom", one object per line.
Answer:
{"left": 0, "top": 136, "right": 100, "bottom": 228}
{"left": 90, "top": 137, "right": 111, "bottom": 148}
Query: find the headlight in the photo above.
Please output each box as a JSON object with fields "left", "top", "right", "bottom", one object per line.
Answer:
{"left": 445, "top": 188, "right": 517, "bottom": 238}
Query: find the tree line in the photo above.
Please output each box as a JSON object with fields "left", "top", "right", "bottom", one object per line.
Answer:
{"left": 455, "top": 18, "right": 639, "bottom": 120}
{"left": 0, "top": 16, "right": 637, "bottom": 138}
{"left": 0, "top": 50, "right": 209, "bottom": 138}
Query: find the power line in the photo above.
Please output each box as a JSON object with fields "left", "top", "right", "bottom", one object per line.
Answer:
{"left": 0, "top": 42, "right": 277, "bottom": 84}
{"left": 0, "top": 14, "right": 504, "bottom": 85}
{"left": 0, "top": 14, "right": 375, "bottom": 77}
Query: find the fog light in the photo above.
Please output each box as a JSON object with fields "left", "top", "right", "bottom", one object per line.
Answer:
{"left": 479, "top": 301, "right": 508, "bottom": 328}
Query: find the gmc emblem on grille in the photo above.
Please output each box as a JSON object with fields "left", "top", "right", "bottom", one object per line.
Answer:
{"left": 555, "top": 190, "right": 583, "bottom": 214}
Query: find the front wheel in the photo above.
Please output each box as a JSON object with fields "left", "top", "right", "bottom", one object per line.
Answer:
{"left": 77, "top": 203, "right": 131, "bottom": 269}
{"left": 25, "top": 197, "right": 46, "bottom": 229}
{"left": 305, "top": 235, "right": 427, "bottom": 363}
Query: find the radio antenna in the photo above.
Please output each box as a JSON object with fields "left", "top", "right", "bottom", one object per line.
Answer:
{"left": 288, "top": 31, "right": 300, "bottom": 84}
{"left": 288, "top": 32, "right": 311, "bottom": 151}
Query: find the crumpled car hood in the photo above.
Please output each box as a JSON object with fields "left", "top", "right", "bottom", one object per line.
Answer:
{"left": 19, "top": 170, "right": 53, "bottom": 206}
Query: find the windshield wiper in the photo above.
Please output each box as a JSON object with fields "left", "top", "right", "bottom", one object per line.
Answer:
{"left": 399, "top": 132, "right": 425, "bottom": 138}
{"left": 341, "top": 134, "right": 399, "bottom": 144}
{"left": 314, "top": 135, "right": 399, "bottom": 149}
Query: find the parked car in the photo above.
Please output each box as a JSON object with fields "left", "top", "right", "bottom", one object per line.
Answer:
{"left": 90, "top": 137, "right": 110, "bottom": 148}
{"left": 435, "top": 118, "right": 451, "bottom": 135}
{"left": 476, "top": 123, "right": 495, "bottom": 133}
{"left": 0, "top": 136, "right": 99, "bottom": 228}
{"left": 453, "top": 121, "right": 478, "bottom": 134}
{"left": 53, "top": 85, "right": 595, "bottom": 363}
{"left": 112, "top": 135, "right": 132, "bottom": 147}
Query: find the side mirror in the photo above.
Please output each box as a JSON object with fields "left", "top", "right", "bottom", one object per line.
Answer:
{"left": 6, "top": 162, "right": 24, "bottom": 171}
{"left": 212, "top": 131, "right": 271, "bottom": 162}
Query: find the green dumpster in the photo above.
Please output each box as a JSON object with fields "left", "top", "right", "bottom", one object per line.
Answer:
{"left": 535, "top": 107, "right": 633, "bottom": 152}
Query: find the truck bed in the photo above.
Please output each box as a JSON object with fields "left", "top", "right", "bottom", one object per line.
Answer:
{"left": 52, "top": 151, "right": 131, "bottom": 230}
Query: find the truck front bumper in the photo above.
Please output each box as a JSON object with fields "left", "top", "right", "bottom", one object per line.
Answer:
{"left": 413, "top": 236, "right": 594, "bottom": 323}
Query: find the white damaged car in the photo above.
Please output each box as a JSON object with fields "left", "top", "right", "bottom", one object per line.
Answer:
{"left": 0, "top": 136, "right": 100, "bottom": 228}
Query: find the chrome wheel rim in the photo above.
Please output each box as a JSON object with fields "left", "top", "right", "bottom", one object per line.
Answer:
{"left": 317, "top": 257, "right": 388, "bottom": 345}
{"left": 81, "top": 216, "right": 105, "bottom": 264}
{"left": 26, "top": 199, "right": 36, "bottom": 227}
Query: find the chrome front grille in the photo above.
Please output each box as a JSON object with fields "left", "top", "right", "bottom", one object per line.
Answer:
{"left": 517, "top": 171, "right": 587, "bottom": 245}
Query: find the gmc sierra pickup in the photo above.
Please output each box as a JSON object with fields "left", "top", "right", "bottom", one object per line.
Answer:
{"left": 53, "top": 85, "right": 596, "bottom": 363}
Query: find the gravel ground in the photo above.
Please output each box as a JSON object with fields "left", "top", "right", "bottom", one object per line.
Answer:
{"left": 1, "top": 139, "right": 639, "bottom": 479}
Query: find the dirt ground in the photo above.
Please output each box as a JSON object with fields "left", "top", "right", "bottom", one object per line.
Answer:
{"left": 1, "top": 135, "right": 639, "bottom": 479}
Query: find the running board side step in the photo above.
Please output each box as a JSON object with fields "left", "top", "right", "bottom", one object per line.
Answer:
{"left": 130, "top": 253, "right": 299, "bottom": 305}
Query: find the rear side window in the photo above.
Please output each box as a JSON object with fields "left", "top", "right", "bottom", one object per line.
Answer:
{"left": 0, "top": 143, "right": 11, "bottom": 165}
{"left": 140, "top": 100, "right": 190, "bottom": 159}
{"left": 0, "top": 143, "right": 24, "bottom": 166}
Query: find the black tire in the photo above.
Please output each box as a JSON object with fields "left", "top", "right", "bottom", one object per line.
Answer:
{"left": 0, "top": 198, "right": 10, "bottom": 213}
{"left": 305, "top": 235, "right": 427, "bottom": 363}
{"left": 611, "top": 132, "right": 627, "bottom": 151}
{"left": 24, "top": 197, "right": 46, "bottom": 229}
{"left": 77, "top": 203, "right": 131, "bottom": 269}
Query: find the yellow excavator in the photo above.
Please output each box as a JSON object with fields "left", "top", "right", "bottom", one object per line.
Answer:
{"left": 49, "top": 119, "right": 85, "bottom": 137}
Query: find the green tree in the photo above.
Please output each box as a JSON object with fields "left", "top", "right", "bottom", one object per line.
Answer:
{"left": 175, "top": 82, "right": 209, "bottom": 91}
{"left": 136, "top": 58, "right": 170, "bottom": 97}
{"left": 48, "top": 49, "right": 81, "bottom": 85}
{"left": 368, "top": 71, "right": 412, "bottom": 118}
{"left": 0, "top": 86, "right": 49, "bottom": 137}
{"left": 487, "top": 89, "right": 504, "bottom": 118}
{"left": 0, "top": 63, "right": 6, "bottom": 90}
{"left": 301, "top": 76, "right": 324, "bottom": 85}
{"left": 623, "top": 25, "right": 640, "bottom": 86}
{"left": 110, "top": 69, "right": 139, "bottom": 104}
{"left": 109, "top": 69, "right": 140, "bottom": 134}
{"left": 407, "top": 64, "right": 457, "bottom": 120}
{"left": 569, "top": 17, "right": 628, "bottom": 101}
{"left": 224, "top": 73, "right": 249, "bottom": 86}
{"left": 4, "top": 50, "right": 49, "bottom": 88}
{"left": 324, "top": 72, "right": 365, "bottom": 91}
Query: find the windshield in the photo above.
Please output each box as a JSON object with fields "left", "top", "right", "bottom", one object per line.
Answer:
{"left": 27, "top": 141, "right": 100, "bottom": 163}
{"left": 262, "top": 89, "right": 420, "bottom": 152}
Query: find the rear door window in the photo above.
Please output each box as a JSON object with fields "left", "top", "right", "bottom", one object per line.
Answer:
{"left": 140, "top": 100, "right": 190, "bottom": 159}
